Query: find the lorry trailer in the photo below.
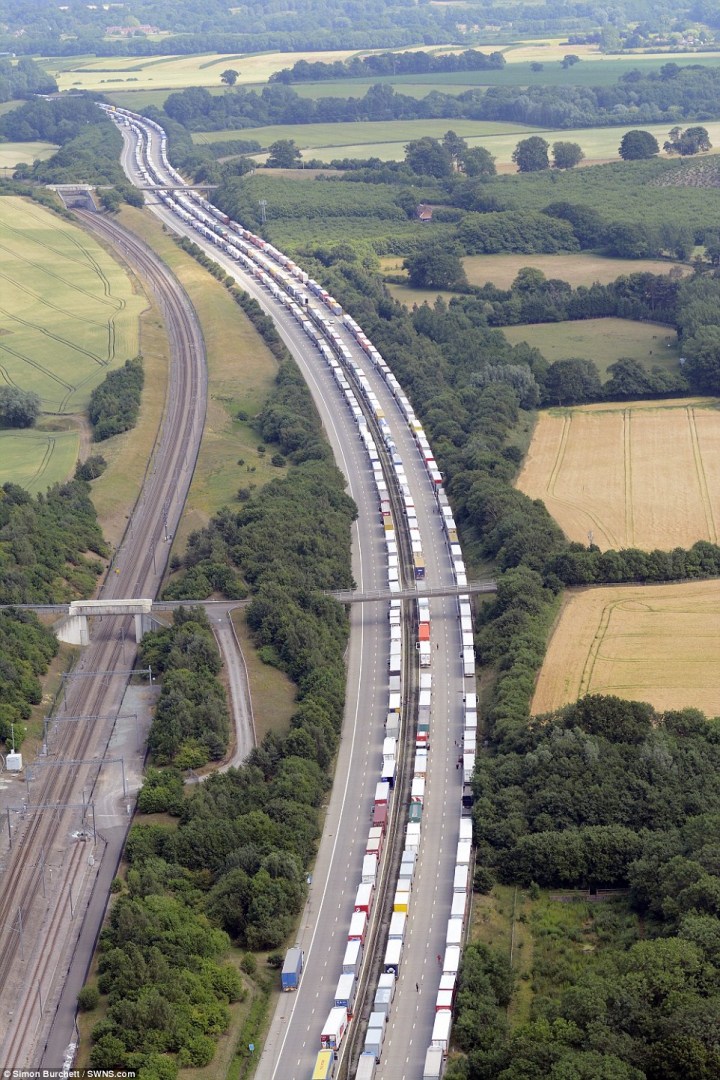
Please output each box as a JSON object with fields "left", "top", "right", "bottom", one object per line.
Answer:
{"left": 281, "top": 947, "right": 303, "bottom": 991}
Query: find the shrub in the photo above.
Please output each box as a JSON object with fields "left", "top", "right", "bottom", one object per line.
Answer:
{"left": 77, "top": 984, "right": 100, "bottom": 1011}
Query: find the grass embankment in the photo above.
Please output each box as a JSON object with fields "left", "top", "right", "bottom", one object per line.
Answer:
{"left": 116, "top": 205, "right": 284, "bottom": 551}
{"left": 230, "top": 610, "right": 296, "bottom": 742}
{"left": 116, "top": 206, "right": 297, "bottom": 739}
{"left": 532, "top": 578, "right": 720, "bottom": 717}
{"left": 516, "top": 397, "right": 720, "bottom": 550}
{"left": 87, "top": 284, "right": 169, "bottom": 547}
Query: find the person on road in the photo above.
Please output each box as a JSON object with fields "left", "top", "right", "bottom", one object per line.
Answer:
{"left": 437, "top": 953, "right": 442, "bottom": 966}
{"left": 416, "top": 982, "right": 419, "bottom": 992}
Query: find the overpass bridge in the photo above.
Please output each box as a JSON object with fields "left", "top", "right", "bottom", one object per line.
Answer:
{"left": 0, "top": 579, "right": 498, "bottom": 631}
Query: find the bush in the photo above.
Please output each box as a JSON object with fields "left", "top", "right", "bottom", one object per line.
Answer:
{"left": 271, "top": 453, "right": 286, "bottom": 467}
{"left": 474, "top": 865, "right": 496, "bottom": 894}
{"left": 89, "top": 358, "right": 144, "bottom": 442}
{"left": 0, "top": 386, "right": 40, "bottom": 428}
{"left": 267, "top": 951, "right": 284, "bottom": 969}
{"left": 75, "top": 455, "right": 107, "bottom": 482}
{"left": 77, "top": 984, "right": 100, "bottom": 1011}
{"left": 110, "top": 877, "right": 123, "bottom": 894}
{"left": 240, "top": 953, "right": 257, "bottom": 975}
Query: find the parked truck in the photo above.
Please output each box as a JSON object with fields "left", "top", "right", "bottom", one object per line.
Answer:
{"left": 423, "top": 1044, "right": 445, "bottom": 1079}
{"left": 320, "top": 1006, "right": 347, "bottom": 1050}
{"left": 281, "top": 947, "right": 303, "bottom": 991}
{"left": 334, "top": 972, "right": 357, "bottom": 1016}
{"left": 431, "top": 1009, "right": 452, "bottom": 1053}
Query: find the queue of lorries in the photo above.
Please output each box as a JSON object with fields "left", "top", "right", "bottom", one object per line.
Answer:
{"left": 106, "top": 104, "right": 478, "bottom": 1080}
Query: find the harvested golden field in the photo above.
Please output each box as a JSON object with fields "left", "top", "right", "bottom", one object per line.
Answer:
{"left": 517, "top": 398, "right": 720, "bottom": 551}
{"left": 532, "top": 580, "right": 720, "bottom": 717}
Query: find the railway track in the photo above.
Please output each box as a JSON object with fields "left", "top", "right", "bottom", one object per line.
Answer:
{"left": 0, "top": 210, "right": 207, "bottom": 1067}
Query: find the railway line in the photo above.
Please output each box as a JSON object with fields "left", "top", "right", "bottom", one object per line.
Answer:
{"left": 0, "top": 211, "right": 207, "bottom": 1067}
{"left": 111, "top": 105, "right": 474, "bottom": 1080}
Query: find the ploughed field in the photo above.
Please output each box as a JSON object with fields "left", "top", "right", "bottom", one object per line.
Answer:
{"left": 516, "top": 398, "right": 720, "bottom": 551}
{"left": 532, "top": 580, "right": 720, "bottom": 718}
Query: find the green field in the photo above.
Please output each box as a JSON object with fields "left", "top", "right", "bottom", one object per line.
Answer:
{"left": 0, "top": 141, "right": 58, "bottom": 171}
{"left": 0, "top": 428, "right": 79, "bottom": 492}
{"left": 193, "top": 118, "right": 540, "bottom": 153}
{"left": 502, "top": 317, "right": 680, "bottom": 379}
{"left": 0, "top": 196, "right": 145, "bottom": 413}
{"left": 194, "top": 117, "right": 720, "bottom": 166}
{"left": 382, "top": 251, "right": 689, "bottom": 291}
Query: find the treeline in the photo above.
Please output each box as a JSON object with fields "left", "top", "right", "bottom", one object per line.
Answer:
{"left": 139, "top": 608, "right": 230, "bottom": 766}
{"left": 89, "top": 357, "right": 144, "bottom": 442}
{"left": 446, "top": 694, "right": 720, "bottom": 1080}
{"left": 0, "top": 609, "right": 58, "bottom": 745}
{"left": 160, "top": 64, "right": 720, "bottom": 135}
{"left": 0, "top": 480, "right": 108, "bottom": 604}
{"left": 548, "top": 538, "right": 720, "bottom": 586}
{"left": 0, "top": 57, "right": 56, "bottom": 102}
{"left": 270, "top": 47, "right": 506, "bottom": 83}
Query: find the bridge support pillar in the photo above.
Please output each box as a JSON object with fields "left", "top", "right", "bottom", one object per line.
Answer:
{"left": 135, "top": 612, "right": 160, "bottom": 642}
{"left": 56, "top": 614, "right": 90, "bottom": 646}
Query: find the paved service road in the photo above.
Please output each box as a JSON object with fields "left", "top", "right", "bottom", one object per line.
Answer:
{"left": 120, "top": 122, "right": 467, "bottom": 1079}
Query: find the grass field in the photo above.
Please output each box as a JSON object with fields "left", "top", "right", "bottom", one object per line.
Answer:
{"left": 532, "top": 579, "right": 720, "bottom": 717}
{"left": 88, "top": 244, "right": 168, "bottom": 548}
{"left": 0, "top": 428, "right": 78, "bottom": 492}
{"left": 502, "top": 317, "right": 680, "bottom": 379}
{"left": 382, "top": 253, "right": 688, "bottom": 305}
{"left": 44, "top": 49, "right": 371, "bottom": 93}
{"left": 516, "top": 397, "right": 720, "bottom": 551}
{"left": 0, "top": 196, "right": 145, "bottom": 413}
{"left": 193, "top": 117, "right": 537, "bottom": 152}
{"left": 111, "top": 208, "right": 284, "bottom": 559}
{"left": 0, "top": 141, "right": 57, "bottom": 171}
{"left": 231, "top": 610, "right": 296, "bottom": 742}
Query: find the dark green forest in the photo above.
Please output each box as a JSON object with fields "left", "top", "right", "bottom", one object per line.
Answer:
{"left": 0, "top": 480, "right": 108, "bottom": 604}
{"left": 89, "top": 357, "right": 144, "bottom": 442}
{"left": 0, "top": 608, "right": 58, "bottom": 743}
{"left": 0, "top": 0, "right": 687, "bottom": 56}
{"left": 446, "top": 695, "right": 720, "bottom": 1080}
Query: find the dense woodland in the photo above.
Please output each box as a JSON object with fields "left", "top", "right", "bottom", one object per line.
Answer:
{"left": 0, "top": 480, "right": 107, "bottom": 604}
{"left": 447, "top": 695, "right": 720, "bottom": 1080}
{"left": 0, "top": 0, "right": 686, "bottom": 55}
{"left": 0, "top": 608, "right": 58, "bottom": 745}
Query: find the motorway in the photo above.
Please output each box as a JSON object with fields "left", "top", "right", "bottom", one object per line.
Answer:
{"left": 0, "top": 211, "right": 207, "bottom": 1069}
{"left": 120, "top": 123, "right": 467, "bottom": 1078}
